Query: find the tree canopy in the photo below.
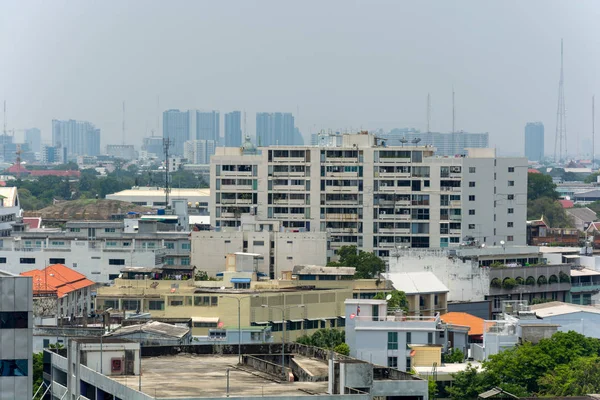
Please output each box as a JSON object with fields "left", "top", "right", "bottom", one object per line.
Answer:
{"left": 448, "top": 331, "right": 600, "bottom": 399}
{"left": 527, "top": 197, "right": 573, "bottom": 228}
{"left": 327, "top": 245, "right": 385, "bottom": 279}
{"left": 527, "top": 173, "right": 558, "bottom": 201}
{"left": 373, "top": 290, "right": 409, "bottom": 313}
{"left": 296, "top": 329, "right": 345, "bottom": 350}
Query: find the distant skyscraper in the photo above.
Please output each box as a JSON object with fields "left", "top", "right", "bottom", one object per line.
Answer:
{"left": 25, "top": 128, "right": 41, "bottom": 153}
{"left": 225, "top": 111, "right": 242, "bottom": 147}
{"left": 525, "top": 122, "right": 545, "bottom": 162}
{"left": 163, "top": 109, "right": 190, "bottom": 156}
{"left": 52, "top": 119, "right": 100, "bottom": 159}
{"left": 256, "top": 112, "right": 295, "bottom": 146}
{"left": 184, "top": 140, "right": 216, "bottom": 164}
{"left": 142, "top": 136, "right": 164, "bottom": 159}
{"left": 195, "top": 111, "right": 220, "bottom": 143}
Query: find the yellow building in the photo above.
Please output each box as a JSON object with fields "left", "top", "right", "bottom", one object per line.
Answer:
{"left": 95, "top": 266, "right": 393, "bottom": 341}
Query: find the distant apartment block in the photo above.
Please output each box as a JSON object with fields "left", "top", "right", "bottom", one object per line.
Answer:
{"left": 106, "top": 144, "right": 136, "bottom": 160}
{"left": 41, "top": 144, "right": 66, "bottom": 164}
{"left": 195, "top": 110, "right": 220, "bottom": 143}
{"left": 142, "top": 136, "right": 164, "bottom": 159}
{"left": 163, "top": 109, "right": 220, "bottom": 155}
{"left": 224, "top": 111, "right": 242, "bottom": 147}
{"left": 210, "top": 133, "right": 528, "bottom": 257}
{"left": 24, "top": 128, "right": 41, "bottom": 153}
{"left": 384, "top": 128, "right": 489, "bottom": 157}
{"left": 256, "top": 112, "right": 295, "bottom": 146}
{"left": 184, "top": 140, "right": 216, "bottom": 164}
{"left": 525, "top": 122, "right": 544, "bottom": 161}
{"left": 52, "top": 119, "right": 101, "bottom": 159}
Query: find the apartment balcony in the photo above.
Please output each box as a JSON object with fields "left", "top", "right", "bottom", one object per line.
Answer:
{"left": 273, "top": 156, "right": 305, "bottom": 163}
{"left": 221, "top": 212, "right": 236, "bottom": 218}
{"left": 329, "top": 228, "right": 357, "bottom": 235}
{"left": 326, "top": 200, "right": 359, "bottom": 206}
{"left": 325, "top": 186, "right": 357, "bottom": 193}
{"left": 221, "top": 199, "right": 237, "bottom": 205}
{"left": 378, "top": 185, "right": 409, "bottom": 192}
{"left": 569, "top": 282, "right": 600, "bottom": 293}
{"left": 449, "top": 229, "right": 462, "bottom": 235}
{"left": 274, "top": 184, "right": 305, "bottom": 191}
{"left": 377, "top": 157, "right": 411, "bottom": 164}
{"left": 450, "top": 200, "right": 461, "bottom": 207}
{"left": 326, "top": 171, "right": 361, "bottom": 178}
{"left": 378, "top": 242, "right": 397, "bottom": 248}
{"left": 449, "top": 215, "right": 462, "bottom": 221}
{"left": 440, "top": 186, "right": 462, "bottom": 192}
{"left": 376, "top": 172, "right": 411, "bottom": 178}
{"left": 221, "top": 170, "right": 252, "bottom": 176}
{"left": 378, "top": 228, "right": 396, "bottom": 234}
{"left": 378, "top": 213, "right": 400, "bottom": 220}
{"left": 273, "top": 213, "right": 306, "bottom": 220}
{"left": 273, "top": 171, "right": 306, "bottom": 177}
{"left": 274, "top": 198, "right": 306, "bottom": 205}
{"left": 326, "top": 213, "right": 358, "bottom": 221}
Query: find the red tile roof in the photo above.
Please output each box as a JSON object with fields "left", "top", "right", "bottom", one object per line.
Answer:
{"left": 23, "top": 217, "right": 42, "bottom": 229}
{"left": 558, "top": 199, "right": 574, "bottom": 209}
{"left": 29, "top": 170, "right": 81, "bottom": 177}
{"left": 5, "top": 164, "right": 30, "bottom": 175}
{"left": 440, "top": 312, "right": 485, "bottom": 336}
{"left": 21, "top": 264, "right": 95, "bottom": 298}
{"left": 528, "top": 169, "right": 541, "bottom": 174}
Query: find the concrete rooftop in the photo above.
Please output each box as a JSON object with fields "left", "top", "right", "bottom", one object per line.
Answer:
{"left": 112, "top": 354, "right": 330, "bottom": 398}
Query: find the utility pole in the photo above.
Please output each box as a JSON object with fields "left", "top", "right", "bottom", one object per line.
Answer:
{"left": 163, "top": 138, "right": 171, "bottom": 208}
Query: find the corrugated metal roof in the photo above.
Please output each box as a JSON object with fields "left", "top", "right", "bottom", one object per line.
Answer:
{"left": 105, "top": 321, "right": 189, "bottom": 339}
{"left": 385, "top": 271, "right": 449, "bottom": 294}
{"left": 292, "top": 265, "right": 355, "bottom": 276}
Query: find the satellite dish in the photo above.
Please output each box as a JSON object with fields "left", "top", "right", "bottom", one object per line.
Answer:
{"left": 411, "top": 138, "right": 421, "bottom": 145}
{"left": 500, "top": 240, "right": 505, "bottom": 245}
{"left": 386, "top": 294, "right": 392, "bottom": 301}
{"left": 481, "top": 243, "right": 486, "bottom": 248}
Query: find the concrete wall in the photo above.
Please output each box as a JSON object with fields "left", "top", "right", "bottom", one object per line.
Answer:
{"left": 539, "top": 311, "right": 600, "bottom": 339}
{"left": 448, "top": 300, "right": 492, "bottom": 320}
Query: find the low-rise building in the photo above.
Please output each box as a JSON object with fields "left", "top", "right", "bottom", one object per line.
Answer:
{"left": 106, "top": 186, "right": 210, "bottom": 211}
{"left": 44, "top": 341, "right": 429, "bottom": 399}
{"left": 565, "top": 207, "right": 597, "bottom": 231}
{"left": 384, "top": 271, "right": 449, "bottom": 316}
{"left": 0, "top": 269, "right": 33, "bottom": 400}
{"left": 530, "top": 301, "right": 600, "bottom": 338}
{"left": 344, "top": 299, "right": 468, "bottom": 372}
{"left": 568, "top": 267, "right": 600, "bottom": 305}
{"left": 21, "top": 264, "right": 96, "bottom": 320}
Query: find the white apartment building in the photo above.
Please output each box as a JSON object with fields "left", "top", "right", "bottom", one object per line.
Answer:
{"left": 0, "top": 269, "right": 33, "bottom": 400}
{"left": 0, "top": 220, "right": 191, "bottom": 283}
{"left": 0, "top": 187, "right": 22, "bottom": 237}
{"left": 210, "top": 133, "right": 528, "bottom": 256}
{"left": 184, "top": 140, "right": 216, "bottom": 164}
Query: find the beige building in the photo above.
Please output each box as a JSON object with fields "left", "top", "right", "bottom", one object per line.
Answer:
{"left": 210, "top": 133, "right": 528, "bottom": 258}
{"left": 95, "top": 264, "right": 391, "bottom": 341}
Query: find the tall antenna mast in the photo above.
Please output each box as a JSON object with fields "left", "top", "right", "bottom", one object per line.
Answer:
{"left": 452, "top": 88, "right": 455, "bottom": 133}
{"left": 2, "top": 101, "right": 5, "bottom": 136}
{"left": 3, "top": 101, "right": 7, "bottom": 161}
{"left": 243, "top": 111, "right": 247, "bottom": 137}
{"left": 426, "top": 93, "right": 431, "bottom": 133}
{"left": 122, "top": 101, "right": 126, "bottom": 145}
{"left": 554, "top": 39, "right": 567, "bottom": 162}
{"left": 163, "top": 138, "right": 171, "bottom": 208}
{"left": 155, "top": 95, "right": 160, "bottom": 137}
{"left": 593, "top": 95, "right": 596, "bottom": 169}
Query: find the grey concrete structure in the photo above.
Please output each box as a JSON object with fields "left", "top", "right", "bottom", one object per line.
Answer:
{"left": 210, "top": 133, "right": 528, "bottom": 257}
{"left": 225, "top": 111, "right": 242, "bottom": 147}
{"left": 0, "top": 269, "right": 33, "bottom": 400}
{"left": 524, "top": 122, "right": 544, "bottom": 162}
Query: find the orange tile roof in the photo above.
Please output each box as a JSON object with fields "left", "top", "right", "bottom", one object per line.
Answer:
{"left": 21, "top": 264, "right": 95, "bottom": 298}
{"left": 440, "top": 312, "right": 484, "bottom": 336}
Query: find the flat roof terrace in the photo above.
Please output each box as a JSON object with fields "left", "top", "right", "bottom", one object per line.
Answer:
{"left": 111, "top": 354, "right": 330, "bottom": 398}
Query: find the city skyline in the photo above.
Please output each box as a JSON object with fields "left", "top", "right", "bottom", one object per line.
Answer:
{"left": 2, "top": 1, "right": 600, "bottom": 156}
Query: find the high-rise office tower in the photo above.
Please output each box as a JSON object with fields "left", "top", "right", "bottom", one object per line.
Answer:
{"left": 224, "top": 111, "right": 242, "bottom": 147}
{"left": 142, "top": 136, "right": 164, "bottom": 159}
{"left": 24, "top": 128, "right": 41, "bottom": 153}
{"left": 195, "top": 110, "right": 220, "bottom": 143}
{"left": 525, "top": 122, "right": 545, "bottom": 162}
{"left": 162, "top": 109, "right": 190, "bottom": 156}
{"left": 256, "top": 112, "right": 295, "bottom": 146}
{"left": 52, "top": 119, "right": 100, "bottom": 159}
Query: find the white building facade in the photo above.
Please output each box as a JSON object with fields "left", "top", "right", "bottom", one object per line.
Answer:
{"left": 184, "top": 140, "right": 216, "bottom": 164}
{"left": 210, "top": 133, "right": 528, "bottom": 256}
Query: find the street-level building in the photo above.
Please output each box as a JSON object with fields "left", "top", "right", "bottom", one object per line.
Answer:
{"left": 106, "top": 186, "right": 210, "bottom": 212}
{"left": 0, "top": 269, "right": 32, "bottom": 400}
{"left": 211, "top": 133, "right": 527, "bottom": 257}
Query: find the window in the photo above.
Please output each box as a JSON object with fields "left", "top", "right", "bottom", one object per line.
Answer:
{"left": 469, "top": 210, "right": 475, "bottom": 215}
{"left": 109, "top": 259, "right": 125, "bottom": 265}
{"left": 0, "top": 312, "right": 28, "bottom": 329}
{"left": 507, "top": 236, "right": 514, "bottom": 242}
{"left": 69, "top": 228, "right": 80, "bottom": 233}
{"left": 387, "top": 357, "right": 398, "bottom": 368}
{"left": 20, "top": 258, "right": 35, "bottom": 264}
{"left": 122, "top": 300, "right": 140, "bottom": 310}
{"left": 253, "top": 240, "right": 265, "bottom": 246}
{"left": 469, "top": 167, "right": 476, "bottom": 173}
{"left": 387, "top": 332, "right": 398, "bottom": 350}
{"left": 406, "top": 332, "right": 412, "bottom": 344}
{"left": 469, "top": 195, "right": 475, "bottom": 201}
{"left": 49, "top": 258, "right": 65, "bottom": 265}
{"left": 406, "top": 357, "right": 411, "bottom": 370}
{"left": 428, "top": 332, "right": 433, "bottom": 344}
{"left": 0, "top": 257, "right": 5, "bottom": 263}
{"left": 251, "top": 332, "right": 262, "bottom": 341}
{"left": 508, "top": 180, "right": 515, "bottom": 187}
{"left": 50, "top": 241, "right": 65, "bottom": 246}
{"left": 104, "top": 228, "right": 116, "bottom": 233}
{"left": 508, "top": 208, "right": 514, "bottom": 214}
{"left": 508, "top": 167, "right": 515, "bottom": 172}
{"left": 469, "top": 182, "right": 475, "bottom": 187}
{"left": 0, "top": 360, "right": 28, "bottom": 376}
{"left": 165, "top": 242, "right": 175, "bottom": 249}
{"left": 507, "top": 194, "right": 515, "bottom": 200}
{"left": 181, "top": 243, "right": 191, "bottom": 250}
{"left": 468, "top": 224, "right": 475, "bottom": 229}
{"left": 507, "top": 222, "right": 514, "bottom": 228}
{"left": 148, "top": 300, "right": 164, "bottom": 310}
{"left": 105, "top": 241, "right": 117, "bottom": 247}
{"left": 181, "top": 257, "right": 190, "bottom": 265}
{"left": 193, "top": 321, "right": 218, "bottom": 328}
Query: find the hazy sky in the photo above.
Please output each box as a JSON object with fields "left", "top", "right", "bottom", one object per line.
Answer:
{"left": 1, "top": 0, "right": 599, "bottom": 156}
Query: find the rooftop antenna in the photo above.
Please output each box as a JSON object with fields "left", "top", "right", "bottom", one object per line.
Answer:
{"left": 593, "top": 95, "right": 596, "bottom": 169}
{"left": 163, "top": 138, "right": 171, "bottom": 208}
{"left": 243, "top": 110, "right": 247, "bottom": 137}
{"left": 155, "top": 95, "right": 160, "bottom": 137}
{"left": 3, "top": 101, "right": 6, "bottom": 161}
{"left": 122, "top": 101, "right": 126, "bottom": 145}
{"left": 554, "top": 39, "right": 567, "bottom": 163}
{"left": 427, "top": 93, "right": 431, "bottom": 133}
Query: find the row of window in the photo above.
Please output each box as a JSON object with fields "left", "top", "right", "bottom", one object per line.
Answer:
{"left": 0, "top": 312, "right": 28, "bottom": 329}
{"left": 0, "top": 360, "right": 28, "bottom": 376}
{"left": 469, "top": 166, "right": 516, "bottom": 173}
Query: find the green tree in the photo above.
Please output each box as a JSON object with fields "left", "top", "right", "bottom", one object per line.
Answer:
{"left": 442, "top": 348, "right": 465, "bottom": 363}
{"left": 528, "top": 173, "right": 558, "bottom": 201}
{"left": 539, "top": 356, "right": 600, "bottom": 396}
{"left": 373, "top": 290, "right": 409, "bottom": 313}
{"left": 296, "top": 329, "right": 345, "bottom": 349}
{"left": 333, "top": 343, "right": 350, "bottom": 356}
{"left": 428, "top": 378, "right": 439, "bottom": 399}
{"left": 33, "top": 351, "right": 44, "bottom": 399}
{"left": 328, "top": 246, "right": 385, "bottom": 279}
{"left": 527, "top": 197, "right": 573, "bottom": 228}
{"left": 447, "top": 364, "right": 491, "bottom": 400}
